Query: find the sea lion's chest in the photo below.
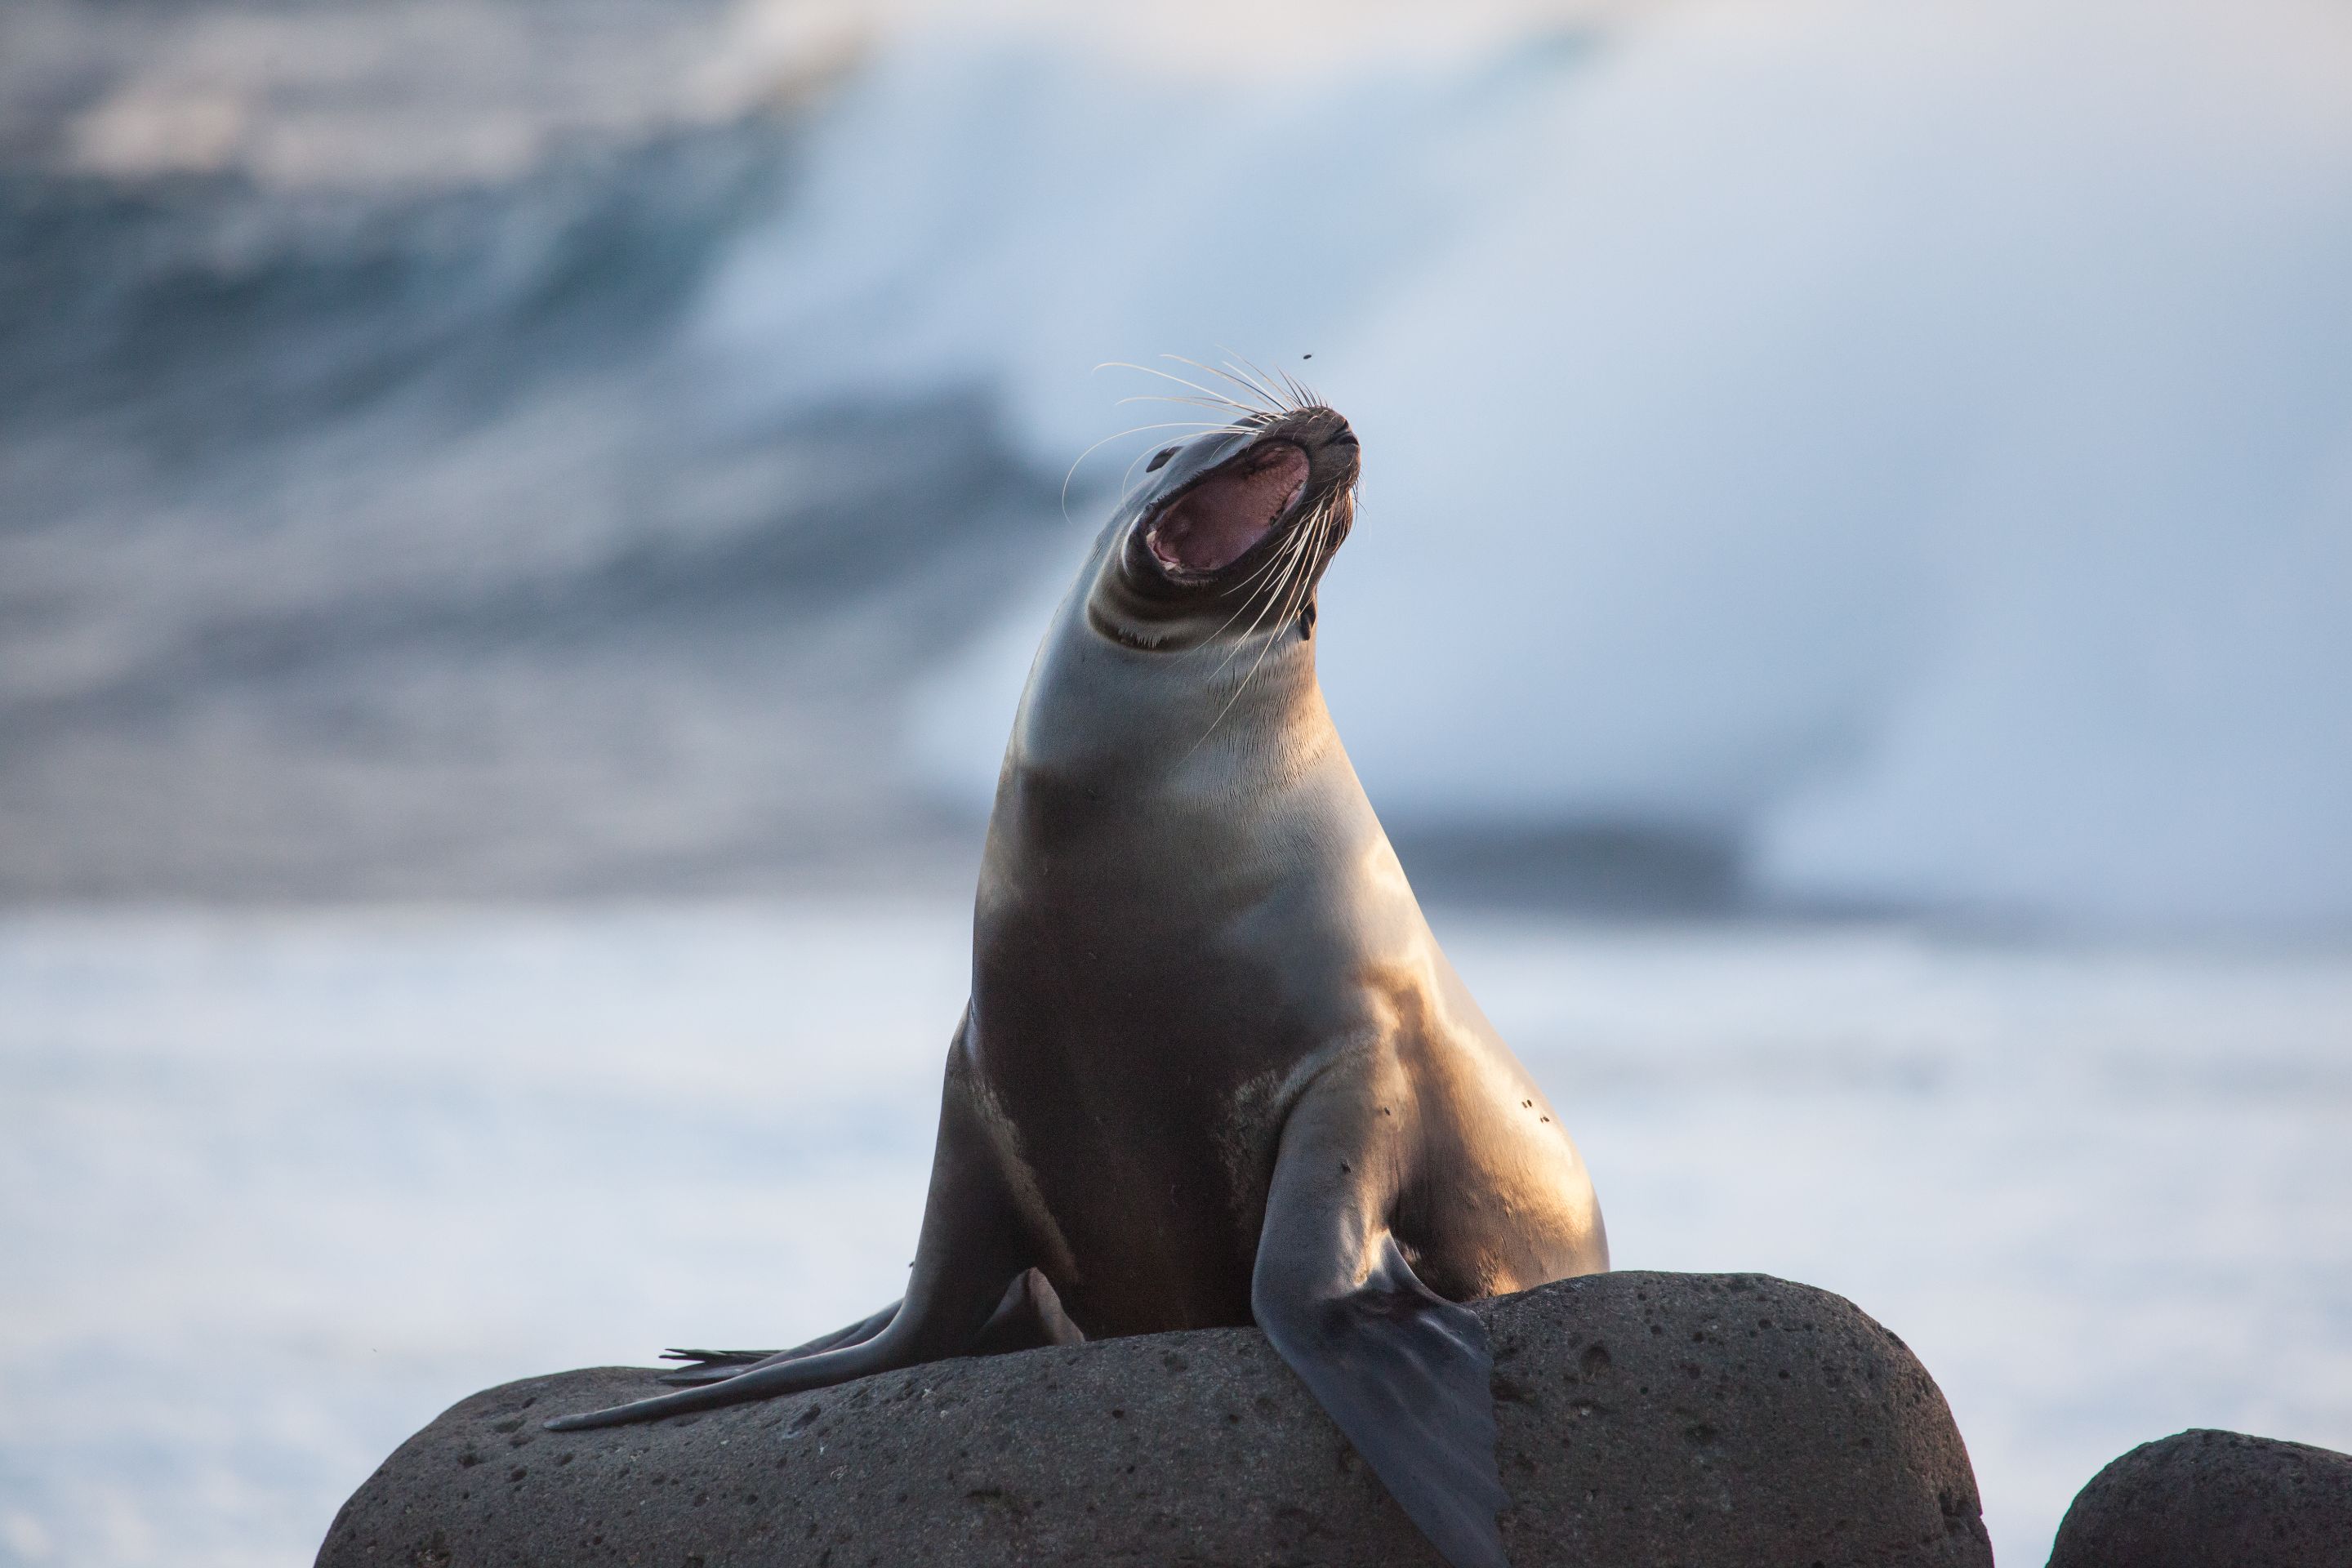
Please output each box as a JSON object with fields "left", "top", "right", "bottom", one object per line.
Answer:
{"left": 968, "top": 864, "right": 1316, "bottom": 1194}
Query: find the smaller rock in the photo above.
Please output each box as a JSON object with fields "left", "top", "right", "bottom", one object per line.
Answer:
{"left": 2047, "top": 1428, "right": 2352, "bottom": 1568}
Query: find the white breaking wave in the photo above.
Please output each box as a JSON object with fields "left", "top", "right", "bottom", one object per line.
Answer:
{"left": 697, "top": 0, "right": 2352, "bottom": 929}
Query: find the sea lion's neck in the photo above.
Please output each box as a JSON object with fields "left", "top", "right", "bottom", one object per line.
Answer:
{"left": 978, "top": 578, "right": 1370, "bottom": 885}
{"left": 1009, "top": 595, "right": 1335, "bottom": 795}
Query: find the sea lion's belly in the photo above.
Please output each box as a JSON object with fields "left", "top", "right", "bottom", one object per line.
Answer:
{"left": 965, "top": 866, "right": 1378, "bottom": 1336}
{"left": 966, "top": 944, "right": 1312, "bottom": 1334}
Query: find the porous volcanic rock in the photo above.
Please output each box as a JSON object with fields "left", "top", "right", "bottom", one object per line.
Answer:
{"left": 316, "top": 1271, "right": 1990, "bottom": 1568}
{"left": 2047, "top": 1428, "right": 2352, "bottom": 1568}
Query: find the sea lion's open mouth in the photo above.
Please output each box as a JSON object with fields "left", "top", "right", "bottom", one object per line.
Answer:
{"left": 1144, "top": 442, "right": 1308, "bottom": 576}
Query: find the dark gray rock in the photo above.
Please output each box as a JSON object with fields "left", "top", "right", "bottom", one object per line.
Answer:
{"left": 2047, "top": 1428, "right": 2352, "bottom": 1568}
{"left": 316, "top": 1271, "right": 1990, "bottom": 1568}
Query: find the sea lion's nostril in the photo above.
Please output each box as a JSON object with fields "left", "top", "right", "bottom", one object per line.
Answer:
{"left": 1147, "top": 447, "right": 1177, "bottom": 472}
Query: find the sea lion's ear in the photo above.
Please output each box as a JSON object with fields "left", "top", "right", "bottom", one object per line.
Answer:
{"left": 1251, "top": 1102, "right": 1508, "bottom": 1568}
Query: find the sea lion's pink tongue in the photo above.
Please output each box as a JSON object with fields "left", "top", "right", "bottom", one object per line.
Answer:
{"left": 1148, "top": 443, "right": 1307, "bottom": 572}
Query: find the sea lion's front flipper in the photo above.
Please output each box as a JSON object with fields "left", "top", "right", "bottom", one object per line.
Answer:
{"left": 546, "top": 1018, "right": 1040, "bottom": 1432}
{"left": 1252, "top": 1089, "right": 1508, "bottom": 1568}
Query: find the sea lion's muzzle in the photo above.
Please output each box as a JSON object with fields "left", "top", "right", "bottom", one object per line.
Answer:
{"left": 1098, "top": 408, "right": 1361, "bottom": 646}
{"left": 1130, "top": 411, "right": 1360, "bottom": 588}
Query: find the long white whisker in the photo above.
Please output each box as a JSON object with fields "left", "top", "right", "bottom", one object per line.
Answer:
{"left": 1208, "top": 345, "right": 1278, "bottom": 393}
{"left": 1166, "top": 353, "right": 1284, "bottom": 414}
{"left": 1203, "top": 347, "right": 1294, "bottom": 412}
{"left": 1098, "top": 362, "right": 1260, "bottom": 414}
{"left": 1181, "top": 495, "right": 1338, "bottom": 759}
{"left": 1206, "top": 483, "right": 1334, "bottom": 675}
{"left": 1217, "top": 347, "right": 1315, "bottom": 416}
{"left": 1112, "top": 393, "right": 1264, "bottom": 418}
{"left": 1211, "top": 525, "right": 1308, "bottom": 615}
{"left": 1201, "top": 496, "right": 1324, "bottom": 648}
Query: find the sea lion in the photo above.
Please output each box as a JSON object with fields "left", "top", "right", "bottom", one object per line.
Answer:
{"left": 548, "top": 387, "right": 1609, "bottom": 1568}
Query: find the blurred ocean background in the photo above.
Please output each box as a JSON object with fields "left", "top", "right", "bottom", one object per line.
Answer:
{"left": 2, "top": 1, "right": 2348, "bottom": 1565}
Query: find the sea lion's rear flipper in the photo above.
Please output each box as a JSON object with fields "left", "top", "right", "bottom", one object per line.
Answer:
{"left": 657, "top": 1299, "right": 904, "bottom": 1383}
{"left": 546, "top": 1018, "right": 1041, "bottom": 1432}
{"left": 656, "top": 1349, "right": 773, "bottom": 1384}
{"left": 1252, "top": 1092, "right": 1509, "bottom": 1568}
